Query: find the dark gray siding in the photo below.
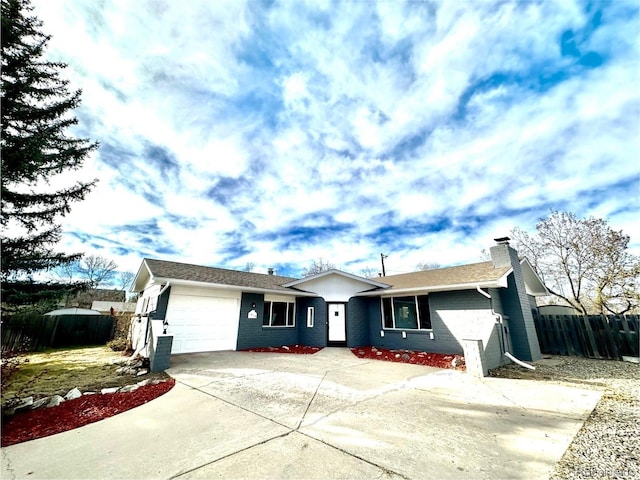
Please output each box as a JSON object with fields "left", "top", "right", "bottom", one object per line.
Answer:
{"left": 498, "top": 272, "right": 542, "bottom": 361}
{"left": 236, "top": 292, "right": 297, "bottom": 350}
{"left": 347, "top": 297, "right": 372, "bottom": 347}
{"left": 153, "top": 286, "right": 171, "bottom": 320}
{"left": 491, "top": 243, "right": 541, "bottom": 362}
{"left": 297, "top": 297, "right": 327, "bottom": 347}
{"left": 487, "top": 287, "right": 511, "bottom": 367}
{"left": 366, "top": 290, "right": 506, "bottom": 368}
{"left": 368, "top": 293, "right": 460, "bottom": 353}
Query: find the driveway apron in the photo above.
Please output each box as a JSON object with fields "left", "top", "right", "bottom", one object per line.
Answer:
{"left": 1, "top": 348, "right": 601, "bottom": 480}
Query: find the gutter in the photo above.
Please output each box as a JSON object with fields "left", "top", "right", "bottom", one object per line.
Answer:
{"left": 150, "top": 277, "right": 317, "bottom": 297}
{"left": 158, "top": 281, "right": 171, "bottom": 296}
{"left": 357, "top": 281, "right": 501, "bottom": 297}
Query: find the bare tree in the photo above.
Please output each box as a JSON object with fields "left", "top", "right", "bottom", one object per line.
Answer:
{"left": 117, "top": 271, "right": 135, "bottom": 291}
{"left": 302, "top": 258, "right": 336, "bottom": 277}
{"left": 416, "top": 262, "right": 441, "bottom": 271}
{"left": 243, "top": 262, "right": 255, "bottom": 272}
{"left": 78, "top": 255, "right": 118, "bottom": 289}
{"left": 511, "top": 211, "right": 640, "bottom": 314}
{"left": 359, "top": 266, "right": 378, "bottom": 278}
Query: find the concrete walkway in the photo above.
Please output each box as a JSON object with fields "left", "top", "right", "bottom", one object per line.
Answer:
{"left": 2, "top": 348, "right": 602, "bottom": 479}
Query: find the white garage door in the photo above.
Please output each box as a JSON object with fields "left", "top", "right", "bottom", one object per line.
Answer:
{"left": 166, "top": 294, "right": 240, "bottom": 354}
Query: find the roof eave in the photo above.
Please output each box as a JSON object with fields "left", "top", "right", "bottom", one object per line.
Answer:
{"left": 147, "top": 277, "right": 316, "bottom": 297}
{"left": 357, "top": 280, "right": 503, "bottom": 296}
{"left": 132, "top": 259, "right": 154, "bottom": 292}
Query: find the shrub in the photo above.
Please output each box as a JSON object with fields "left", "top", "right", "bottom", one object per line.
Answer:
{"left": 107, "top": 338, "right": 127, "bottom": 351}
{"left": 1, "top": 351, "right": 23, "bottom": 395}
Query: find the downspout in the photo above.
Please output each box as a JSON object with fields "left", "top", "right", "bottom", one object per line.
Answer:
{"left": 476, "top": 286, "right": 535, "bottom": 370}
{"left": 157, "top": 281, "right": 171, "bottom": 297}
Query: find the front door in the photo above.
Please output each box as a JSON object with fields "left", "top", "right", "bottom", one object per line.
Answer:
{"left": 327, "top": 303, "right": 347, "bottom": 345}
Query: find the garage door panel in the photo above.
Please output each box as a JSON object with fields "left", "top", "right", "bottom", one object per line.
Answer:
{"left": 165, "top": 294, "right": 240, "bottom": 354}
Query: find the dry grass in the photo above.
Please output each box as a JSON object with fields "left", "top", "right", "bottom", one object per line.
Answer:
{"left": 2, "top": 346, "right": 168, "bottom": 406}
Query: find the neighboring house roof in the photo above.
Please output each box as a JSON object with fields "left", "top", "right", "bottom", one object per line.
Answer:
{"left": 134, "top": 259, "right": 300, "bottom": 294}
{"left": 45, "top": 308, "right": 102, "bottom": 316}
{"left": 92, "top": 301, "right": 137, "bottom": 313}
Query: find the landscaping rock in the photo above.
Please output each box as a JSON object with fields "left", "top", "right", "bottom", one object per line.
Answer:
{"left": 128, "top": 359, "right": 143, "bottom": 368}
{"left": 83, "top": 392, "right": 97, "bottom": 395}
{"left": 136, "top": 379, "right": 151, "bottom": 387}
{"left": 31, "top": 397, "right": 50, "bottom": 410}
{"left": 6, "top": 397, "right": 34, "bottom": 415}
{"left": 119, "top": 384, "right": 139, "bottom": 393}
{"left": 65, "top": 388, "right": 82, "bottom": 400}
{"left": 101, "top": 387, "right": 120, "bottom": 394}
{"left": 46, "top": 395, "right": 65, "bottom": 408}
{"left": 136, "top": 369, "right": 149, "bottom": 376}
{"left": 401, "top": 353, "right": 411, "bottom": 360}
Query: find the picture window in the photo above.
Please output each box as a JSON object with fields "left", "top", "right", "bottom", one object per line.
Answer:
{"left": 381, "top": 295, "right": 432, "bottom": 330}
{"left": 262, "top": 301, "right": 295, "bottom": 327}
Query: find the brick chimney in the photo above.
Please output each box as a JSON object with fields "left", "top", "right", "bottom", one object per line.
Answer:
{"left": 489, "top": 237, "right": 542, "bottom": 362}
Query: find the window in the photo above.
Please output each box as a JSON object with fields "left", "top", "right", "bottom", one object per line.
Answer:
{"left": 381, "top": 295, "right": 432, "bottom": 330}
{"left": 307, "top": 307, "right": 314, "bottom": 328}
{"left": 263, "top": 301, "right": 295, "bottom": 327}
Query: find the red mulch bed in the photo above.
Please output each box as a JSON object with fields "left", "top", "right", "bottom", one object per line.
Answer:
{"left": 1, "top": 379, "right": 175, "bottom": 447}
{"left": 244, "top": 344, "right": 322, "bottom": 354}
{"left": 351, "top": 346, "right": 466, "bottom": 370}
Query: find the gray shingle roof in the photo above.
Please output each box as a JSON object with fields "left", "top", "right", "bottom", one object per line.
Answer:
{"left": 144, "top": 259, "right": 298, "bottom": 291}
{"left": 378, "top": 261, "right": 511, "bottom": 291}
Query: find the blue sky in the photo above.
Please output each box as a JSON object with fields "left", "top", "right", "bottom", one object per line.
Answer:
{"left": 32, "top": 0, "right": 639, "bottom": 279}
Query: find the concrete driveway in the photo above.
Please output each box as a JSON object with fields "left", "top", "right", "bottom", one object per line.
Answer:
{"left": 2, "top": 348, "right": 601, "bottom": 480}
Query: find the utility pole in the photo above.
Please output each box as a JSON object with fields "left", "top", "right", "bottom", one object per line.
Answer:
{"left": 380, "top": 253, "right": 388, "bottom": 276}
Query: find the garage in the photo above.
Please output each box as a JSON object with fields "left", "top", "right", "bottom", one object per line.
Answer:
{"left": 165, "top": 289, "right": 241, "bottom": 354}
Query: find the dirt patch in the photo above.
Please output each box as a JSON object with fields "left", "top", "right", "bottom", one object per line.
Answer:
{"left": 351, "top": 346, "right": 466, "bottom": 370}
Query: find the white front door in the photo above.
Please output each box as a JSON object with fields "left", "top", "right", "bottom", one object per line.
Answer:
{"left": 328, "top": 303, "right": 346, "bottom": 343}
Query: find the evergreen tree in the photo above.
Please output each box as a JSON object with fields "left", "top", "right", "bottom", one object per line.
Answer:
{"left": 1, "top": 0, "right": 98, "bottom": 310}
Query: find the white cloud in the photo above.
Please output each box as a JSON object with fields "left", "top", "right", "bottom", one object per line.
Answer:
{"left": 25, "top": 0, "right": 640, "bottom": 277}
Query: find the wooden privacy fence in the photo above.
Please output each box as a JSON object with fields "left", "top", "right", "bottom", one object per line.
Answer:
{"left": 534, "top": 313, "right": 639, "bottom": 360}
{"left": 1, "top": 313, "right": 114, "bottom": 353}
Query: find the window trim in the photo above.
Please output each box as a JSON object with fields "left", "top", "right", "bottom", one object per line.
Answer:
{"left": 380, "top": 294, "right": 432, "bottom": 331}
{"left": 306, "top": 307, "right": 314, "bottom": 328}
{"left": 262, "top": 300, "right": 296, "bottom": 328}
